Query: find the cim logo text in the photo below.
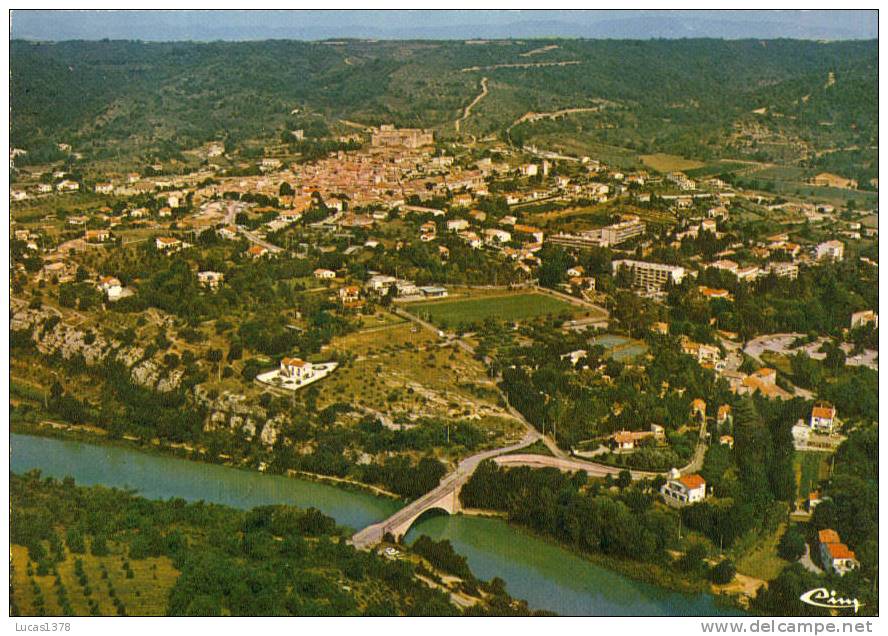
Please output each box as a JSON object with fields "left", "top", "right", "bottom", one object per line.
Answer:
{"left": 799, "top": 588, "right": 863, "bottom": 614}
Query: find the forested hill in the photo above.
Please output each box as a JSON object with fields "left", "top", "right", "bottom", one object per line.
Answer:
{"left": 11, "top": 38, "right": 877, "bottom": 164}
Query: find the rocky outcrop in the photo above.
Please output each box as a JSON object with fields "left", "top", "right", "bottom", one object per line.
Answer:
{"left": 13, "top": 307, "right": 286, "bottom": 448}
{"left": 11, "top": 306, "right": 180, "bottom": 391}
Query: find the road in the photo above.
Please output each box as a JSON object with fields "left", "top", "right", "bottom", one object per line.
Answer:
{"left": 799, "top": 543, "right": 824, "bottom": 575}
{"left": 222, "top": 200, "right": 283, "bottom": 253}
{"left": 455, "top": 77, "right": 488, "bottom": 133}
{"left": 460, "top": 60, "right": 581, "bottom": 73}
{"left": 351, "top": 428, "right": 541, "bottom": 547}
{"left": 494, "top": 454, "right": 662, "bottom": 479}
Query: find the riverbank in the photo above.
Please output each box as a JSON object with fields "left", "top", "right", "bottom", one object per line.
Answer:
{"left": 450, "top": 506, "right": 747, "bottom": 614}
{"left": 11, "top": 419, "right": 745, "bottom": 609}
{"left": 12, "top": 432, "right": 739, "bottom": 616}
{"left": 10, "top": 416, "right": 405, "bottom": 502}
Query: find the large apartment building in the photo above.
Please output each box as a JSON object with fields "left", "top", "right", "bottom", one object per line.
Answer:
{"left": 547, "top": 217, "right": 645, "bottom": 250}
{"left": 600, "top": 217, "right": 645, "bottom": 246}
{"left": 612, "top": 259, "right": 687, "bottom": 291}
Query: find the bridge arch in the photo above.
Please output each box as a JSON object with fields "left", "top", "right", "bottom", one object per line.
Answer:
{"left": 385, "top": 488, "right": 462, "bottom": 541}
{"left": 393, "top": 506, "right": 451, "bottom": 540}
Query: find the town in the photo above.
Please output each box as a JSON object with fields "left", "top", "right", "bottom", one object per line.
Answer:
{"left": 9, "top": 27, "right": 878, "bottom": 619}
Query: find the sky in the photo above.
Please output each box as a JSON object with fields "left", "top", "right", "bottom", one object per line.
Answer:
{"left": 9, "top": 10, "right": 879, "bottom": 42}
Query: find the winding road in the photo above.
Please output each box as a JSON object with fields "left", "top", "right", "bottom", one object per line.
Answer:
{"left": 351, "top": 295, "right": 707, "bottom": 548}
{"left": 455, "top": 77, "right": 488, "bottom": 133}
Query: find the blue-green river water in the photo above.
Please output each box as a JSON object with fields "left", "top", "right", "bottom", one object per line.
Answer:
{"left": 11, "top": 433, "right": 738, "bottom": 616}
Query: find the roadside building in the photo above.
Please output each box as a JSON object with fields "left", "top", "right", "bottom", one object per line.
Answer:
{"left": 661, "top": 473, "right": 707, "bottom": 507}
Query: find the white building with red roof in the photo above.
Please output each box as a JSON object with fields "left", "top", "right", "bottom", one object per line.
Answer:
{"left": 818, "top": 529, "right": 859, "bottom": 576}
{"left": 810, "top": 402, "right": 837, "bottom": 434}
{"left": 661, "top": 472, "right": 707, "bottom": 507}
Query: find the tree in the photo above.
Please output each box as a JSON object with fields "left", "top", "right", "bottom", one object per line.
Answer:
{"left": 709, "top": 559, "right": 736, "bottom": 584}
{"left": 677, "top": 541, "right": 707, "bottom": 573}
{"left": 616, "top": 470, "right": 632, "bottom": 490}
{"left": 777, "top": 526, "right": 806, "bottom": 561}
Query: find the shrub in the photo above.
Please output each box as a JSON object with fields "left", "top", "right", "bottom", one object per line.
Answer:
{"left": 709, "top": 559, "right": 736, "bottom": 584}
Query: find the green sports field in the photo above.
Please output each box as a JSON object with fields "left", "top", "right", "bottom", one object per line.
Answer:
{"left": 407, "top": 292, "right": 594, "bottom": 327}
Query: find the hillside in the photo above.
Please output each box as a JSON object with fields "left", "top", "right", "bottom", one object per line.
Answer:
{"left": 11, "top": 38, "right": 877, "bottom": 179}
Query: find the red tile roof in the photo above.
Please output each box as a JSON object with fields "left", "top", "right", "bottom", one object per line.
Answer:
{"left": 818, "top": 529, "right": 841, "bottom": 545}
{"left": 679, "top": 474, "right": 706, "bottom": 490}
{"left": 826, "top": 543, "right": 856, "bottom": 560}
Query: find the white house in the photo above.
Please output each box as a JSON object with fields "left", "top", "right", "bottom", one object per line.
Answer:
{"left": 198, "top": 271, "right": 225, "bottom": 289}
{"left": 247, "top": 245, "right": 269, "bottom": 259}
{"left": 483, "top": 228, "right": 512, "bottom": 245}
{"left": 219, "top": 225, "right": 240, "bottom": 240}
{"left": 809, "top": 402, "right": 837, "bottom": 434}
{"left": 280, "top": 357, "right": 315, "bottom": 381}
{"left": 560, "top": 349, "right": 588, "bottom": 367}
{"left": 95, "top": 182, "right": 114, "bottom": 194}
{"left": 816, "top": 240, "right": 845, "bottom": 262}
{"left": 366, "top": 274, "right": 397, "bottom": 292}
{"left": 155, "top": 236, "right": 182, "bottom": 252}
{"left": 85, "top": 229, "right": 111, "bottom": 243}
{"left": 447, "top": 218, "right": 469, "bottom": 232}
{"left": 818, "top": 529, "right": 859, "bottom": 576}
{"left": 850, "top": 310, "right": 878, "bottom": 330}
{"left": 314, "top": 268, "right": 336, "bottom": 280}
{"left": 98, "top": 276, "right": 123, "bottom": 301}
{"left": 660, "top": 472, "right": 706, "bottom": 507}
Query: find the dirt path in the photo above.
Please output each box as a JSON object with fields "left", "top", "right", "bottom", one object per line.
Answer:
{"left": 455, "top": 76, "right": 488, "bottom": 132}
{"left": 519, "top": 44, "right": 560, "bottom": 58}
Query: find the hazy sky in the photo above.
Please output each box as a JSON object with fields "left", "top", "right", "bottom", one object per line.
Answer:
{"left": 10, "top": 10, "right": 878, "bottom": 42}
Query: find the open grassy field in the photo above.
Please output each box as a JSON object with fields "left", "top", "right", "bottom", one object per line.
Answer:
{"left": 734, "top": 524, "right": 790, "bottom": 581}
{"left": 406, "top": 292, "right": 583, "bottom": 327}
{"left": 795, "top": 451, "right": 831, "bottom": 500}
{"left": 529, "top": 133, "right": 642, "bottom": 170}
{"left": 639, "top": 153, "right": 705, "bottom": 173}
{"left": 11, "top": 542, "right": 178, "bottom": 616}
{"left": 684, "top": 160, "right": 757, "bottom": 179}
{"left": 318, "top": 320, "right": 521, "bottom": 441}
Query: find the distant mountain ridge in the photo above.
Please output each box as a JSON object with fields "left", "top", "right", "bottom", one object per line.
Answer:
{"left": 11, "top": 10, "right": 878, "bottom": 42}
{"left": 10, "top": 37, "right": 877, "bottom": 181}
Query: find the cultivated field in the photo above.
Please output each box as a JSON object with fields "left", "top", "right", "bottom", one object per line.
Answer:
{"left": 10, "top": 542, "right": 178, "bottom": 616}
{"left": 639, "top": 153, "right": 705, "bottom": 173}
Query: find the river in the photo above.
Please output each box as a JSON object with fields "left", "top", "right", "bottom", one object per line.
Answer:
{"left": 11, "top": 433, "right": 738, "bottom": 616}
